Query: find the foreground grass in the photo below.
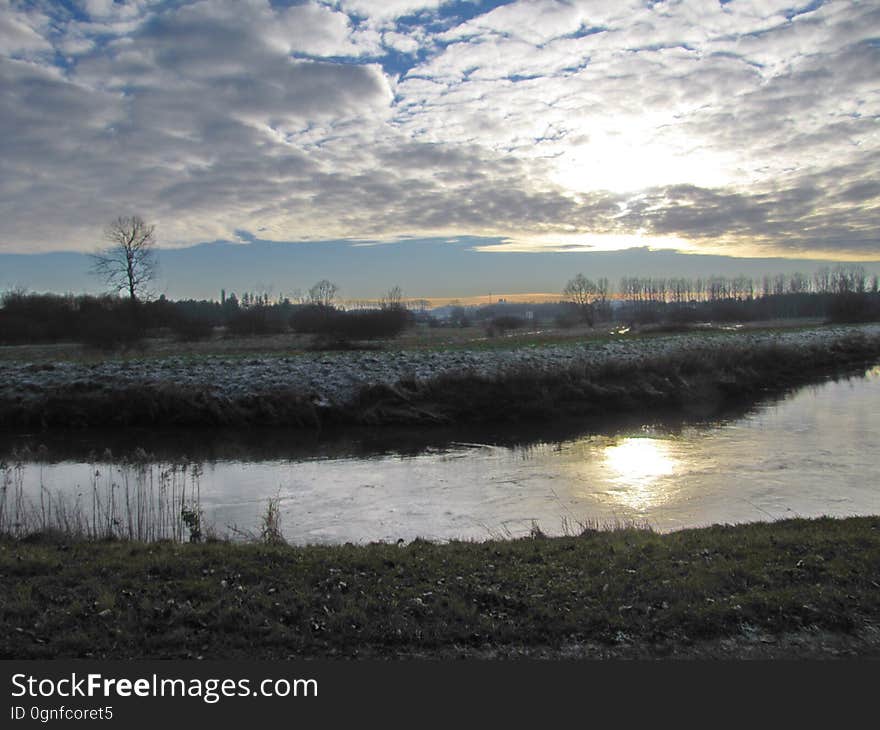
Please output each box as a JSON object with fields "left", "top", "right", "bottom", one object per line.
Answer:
{"left": 2, "top": 516, "right": 879, "bottom": 659}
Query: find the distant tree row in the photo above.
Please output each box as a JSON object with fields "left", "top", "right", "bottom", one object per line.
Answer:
{"left": 615, "top": 265, "right": 877, "bottom": 306}
{"left": 563, "top": 265, "right": 880, "bottom": 326}
{"left": 0, "top": 286, "right": 415, "bottom": 348}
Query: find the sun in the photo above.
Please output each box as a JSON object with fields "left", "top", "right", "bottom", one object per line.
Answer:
{"left": 549, "top": 120, "right": 739, "bottom": 195}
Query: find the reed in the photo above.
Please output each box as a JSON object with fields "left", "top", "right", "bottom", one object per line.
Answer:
{"left": 0, "top": 450, "right": 205, "bottom": 542}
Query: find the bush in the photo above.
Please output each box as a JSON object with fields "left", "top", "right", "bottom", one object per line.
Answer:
{"left": 334, "top": 309, "right": 411, "bottom": 340}
{"left": 630, "top": 308, "right": 661, "bottom": 325}
{"left": 226, "top": 306, "right": 287, "bottom": 336}
{"left": 291, "top": 305, "right": 411, "bottom": 341}
{"left": 828, "top": 293, "right": 880, "bottom": 323}
{"left": 553, "top": 311, "right": 580, "bottom": 329}
{"left": 169, "top": 315, "right": 214, "bottom": 341}
{"left": 487, "top": 315, "right": 525, "bottom": 336}
{"left": 78, "top": 309, "right": 145, "bottom": 351}
{"left": 666, "top": 306, "right": 701, "bottom": 324}
{"left": 0, "top": 292, "right": 79, "bottom": 343}
{"left": 707, "top": 300, "right": 755, "bottom": 322}
{"left": 448, "top": 306, "right": 471, "bottom": 328}
{"left": 0, "top": 312, "right": 50, "bottom": 344}
{"left": 289, "top": 304, "right": 336, "bottom": 334}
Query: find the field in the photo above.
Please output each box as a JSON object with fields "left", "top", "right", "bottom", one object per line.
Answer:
{"left": 2, "top": 321, "right": 879, "bottom": 430}
{"left": 0, "top": 316, "right": 831, "bottom": 362}
{"left": 2, "top": 517, "right": 879, "bottom": 659}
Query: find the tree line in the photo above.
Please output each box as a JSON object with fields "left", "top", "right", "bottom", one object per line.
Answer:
{"left": 0, "top": 287, "right": 415, "bottom": 347}
{"left": 0, "top": 216, "right": 419, "bottom": 347}
{"left": 616, "top": 266, "right": 878, "bottom": 304}
{"left": 1, "top": 214, "right": 878, "bottom": 347}
{"left": 563, "top": 265, "right": 880, "bottom": 325}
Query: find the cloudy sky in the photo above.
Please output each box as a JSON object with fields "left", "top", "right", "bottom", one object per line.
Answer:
{"left": 1, "top": 0, "right": 878, "bottom": 297}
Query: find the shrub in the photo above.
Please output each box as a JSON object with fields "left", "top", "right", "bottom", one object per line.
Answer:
{"left": 0, "top": 312, "right": 50, "bottom": 344}
{"left": 227, "top": 306, "right": 287, "bottom": 336}
{"left": 289, "top": 304, "right": 337, "bottom": 334}
{"left": 291, "top": 305, "right": 411, "bottom": 341}
{"left": 666, "top": 306, "right": 701, "bottom": 324}
{"left": 487, "top": 315, "right": 525, "bottom": 336}
{"left": 169, "top": 315, "right": 214, "bottom": 341}
{"left": 333, "top": 309, "right": 411, "bottom": 340}
{"left": 448, "top": 306, "right": 471, "bottom": 328}
{"left": 259, "top": 495, "right": 285, "bottom": 545}
{"left": 630, "top": 308, "right": 661, "bottom": 325}
{"left": 78, "top": 308, "right": 145, "bottom": 351}
{"left": 828, "top": 293, "right": 880, "bottom": 323}
{"left": 0, "top": 292, "right": 79, "bottom": 343}
{"left": 553, "top": 311, "right": 580, "bottom": 329}
{"left": 707, "top": 300, "right": 755, "bottom": 322}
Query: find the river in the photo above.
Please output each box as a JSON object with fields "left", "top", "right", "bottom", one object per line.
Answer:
{"left": 3, "top": 367, "right": 878, "bottom": 543}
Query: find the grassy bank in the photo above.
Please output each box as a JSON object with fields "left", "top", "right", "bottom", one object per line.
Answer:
{"left": 2, "top": 516, "right": 879, "bottom": 659}
{"left": 2, "top": 331, "right": 879, "bottom": 431}
{"left": 350, "top": 332, "right": 880, "bottom": 425}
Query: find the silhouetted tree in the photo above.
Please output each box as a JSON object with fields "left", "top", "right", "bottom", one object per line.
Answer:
{"left": 380, "top": 285, "right": 404, "bottom": 311}
{"left": 90, "top": 215, "right": 158, "bottom": 302}
{"left": 563, "top": 273, "right": 598, "bottom": 325}
{"left": 308, "top": 279, "right": 339, "bottom": 307}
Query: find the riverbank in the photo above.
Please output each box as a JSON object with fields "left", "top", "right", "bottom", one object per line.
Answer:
{"left": 1, "top": 324, "right": 879, "bottom": 429}
{"left": 2, "top": 516, "right": 879, "bottom": 659}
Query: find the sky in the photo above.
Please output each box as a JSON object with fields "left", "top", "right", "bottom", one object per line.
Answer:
{"left": 1, "top": 0, "right": 879, "bottom": 299}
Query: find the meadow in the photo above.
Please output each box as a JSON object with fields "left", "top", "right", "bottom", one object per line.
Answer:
{"left": 2, "top": 516, "right": 879, "bottom": 659}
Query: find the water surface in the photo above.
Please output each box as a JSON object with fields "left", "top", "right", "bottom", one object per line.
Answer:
{"left": 4, "top": 368, "right": 879, "bottom": 543}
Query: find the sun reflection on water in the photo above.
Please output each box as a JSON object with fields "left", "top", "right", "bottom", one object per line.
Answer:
{"left": 602, "top": 437, "right": 678, "bottom": 510}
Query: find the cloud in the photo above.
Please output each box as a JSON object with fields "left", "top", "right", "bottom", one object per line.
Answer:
{"left": 0, "top": 0, "right": 877, "bottom": 261}
{"left": 0, "top": 1, "right": 51, "bottom": 56}
{"left": 336, "top": 0, "right": 450, "bottom": 23}
{"left": 441, "top": 0, "right": 591, "bottom": 45}
{"left": 382, "top": 29, "right": 422, "bottom": 54}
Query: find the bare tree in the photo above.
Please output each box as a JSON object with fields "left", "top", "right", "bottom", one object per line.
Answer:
{"left": 563, "top": 273, "right": 599, "bottom": 325}
{"left": 380, "top": 285, "right": 404, "bottom": 310}
{"left": 813, "top": 266, "right": 831, "bottom": 294}
{"left": 308, "top": 279, "right": 339, "bottom": 307}
{"left": 90, "top": 215, "right": 158, "bottom": 302}
{"left": 788, "top": 272, "right": 808, "bottom": 295}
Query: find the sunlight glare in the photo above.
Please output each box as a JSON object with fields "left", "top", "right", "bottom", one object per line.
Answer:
{"left": 475, "top": 231, "right": 695, "bottom": 253}
{"left": 550, "top": 132, "right": 736, "bottom": 194}
{"left": 602, "top": 438, "right": 678, "bottom": 510}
